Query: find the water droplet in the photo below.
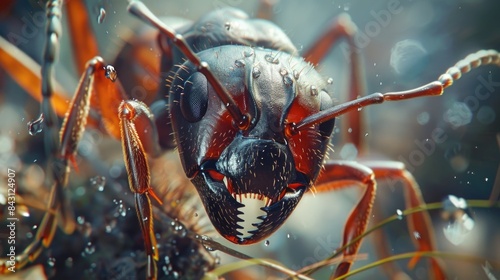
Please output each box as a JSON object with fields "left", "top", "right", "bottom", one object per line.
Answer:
{"left": 283, "top": 75, "right": 293, "bottom": 86}
{"left": 396, "top": 209, "right": 403, "bottom": 220}
{"left": 77, "top": 216, "right": 85, "bottom": 225}
{"left": 293, "top": 70, "right": 300, "bottom": 80}
{"left": 310, "top": 85, "right": 318, "bottom": 96}
{"left": 244, "top": 50, "right": 254, "bottom": 57}
{"left": 252, "top": 67, "right": 261, "bottom": 78}
{"left": 28, "top": 114, "right": 44, "bottom": 136}
{"left": 347, "top": 127, "right": 352, "bottom": 133}
{"left": 265, "top": 53, "right": 279, "bottom": 64}
{"left": 327, "top": 77, "right": 334, "bottom": 84}
{"left": 485, "top": 178, "right": 489, "bottom": 182}
{"left": 117, "top": 202, "right": 127, "bottom": 217}
{"left": 19, "top": 204, "right": 30, "bottom": 217}
{"left": 47, "top": 257, "right": 56, "bottom": 267}
{"left": 265, "top": 240, "right": 270, "bottom": 246}
{"left": 287, "top": 233, "right": 290, "bottom": 239}
{"left": 234, "top": 59, "right": 245, "bottom": 67}
{"left": 413, "top": 231, "right": 421, "bottom": 240}
{"left": 65, "top": 257, "right": 73, "bottom": 268}
{"left": 444, "top": 102, "right": 472, "bottom": 128}
{"left": 445, "top": 143, "right": 469, "bottom": 172}
{"left": 105, "top": 219, "right": 116, "bottom": 233}
{"left": 417, "top": 111, "right": 430, "bottom": 125}
{"left": 390, "top": 39, "right": 427, "bottom": 76}
{"left": 98, "top": 7, "right": 106, "bottom": 24}
{"left": 279, "top": 68, "right": 288, "bottom": 76}
{"left": 90, "top": 176, "right": 106, "bottom": 191}
{"left": 224, "top": 21, "right": 231, "bottom": 30}
{"left": 441, "top": 195, "right": 474, "bottom": 245}
{"left": 477, "top": 106, "right": 496, "bottom": 125}
{"left": 340, "top": 143, "right": 358, "bottom": 160}
{"left": 85, "top": 242, "right": 95, "bottom": 255}
{"left": 105, "top": 65, "right": 117, "bottom": 81}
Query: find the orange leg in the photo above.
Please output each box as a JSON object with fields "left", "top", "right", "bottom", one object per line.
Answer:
{"left": 314, "top": 160, "right": 445, "bottom": 279}
{"left": 119, "top": 100, "right": 164, "bottom": 279}
{"left": 0, "top": 36, "right": 70, "bottom": 119}
{"left": 65, "top": 0, "right": 99, "bottom": 75}
{"left": 314, "top": 160, "right": 376, "bottom": 278}
{"left": 303, "top": 14, "right": 366, "bottom": 151}
{"left": 0, "top": 54, "right": 121, "bottom": 272}
{"left": 0, "top": 1, "right": 163, "bottom": 277}
{"left": 363, "top": 161, "right": 445, "bottom": 280}
{"left": 64, "top": 0, "right": 127, "bottom": 140}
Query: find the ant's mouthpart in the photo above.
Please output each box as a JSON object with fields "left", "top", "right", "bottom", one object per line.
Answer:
{"left": 235, "top": 196, "right": 267, "bottom": 239}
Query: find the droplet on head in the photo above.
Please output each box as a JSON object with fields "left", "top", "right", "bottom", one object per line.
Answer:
{"left": 244, "top": 50, "right": 254, "bottom": 57}
{"left": 252, "top": 67, "right": 261, "bottom": 79}
{"left": 265, "top": 53, "right": 279, "bottom": 64}
{"left": 234, "top": 59, "right": 245, "bottom": 67}
{"left": 283, "top": 75, "right": 293, "bottom": 86}
{"left": 310, "top": 85, "right": 318, "bottom": 96}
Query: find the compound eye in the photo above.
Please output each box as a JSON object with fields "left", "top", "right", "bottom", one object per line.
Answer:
{"left": 180, "top": 72, "right": 209, "bottom": 122}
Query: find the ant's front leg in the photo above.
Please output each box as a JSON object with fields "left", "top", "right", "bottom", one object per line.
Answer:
{"left": 311, "top": 160, "right": 446, "bottom": 279}
{"left": 119, "top": 100, "right": 163, "bottom": 279}
{"left": 311, "top": 161, "right": 377, "bottom": 278}
{"left": 0, "top": 55, "right": 121, "bottom": 272}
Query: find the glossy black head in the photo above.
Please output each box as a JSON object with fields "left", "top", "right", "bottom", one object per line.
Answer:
{"left": 169, "top": 45, "right": 335, "bottom": 244}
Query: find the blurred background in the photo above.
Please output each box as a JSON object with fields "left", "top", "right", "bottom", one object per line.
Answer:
{"left": 0, "top": 0, "right": 499, "bottom": 279}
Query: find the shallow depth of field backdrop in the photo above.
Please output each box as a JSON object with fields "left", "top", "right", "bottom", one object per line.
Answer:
{"left": 1, "top": 0, "right": 499, "bottom": 279}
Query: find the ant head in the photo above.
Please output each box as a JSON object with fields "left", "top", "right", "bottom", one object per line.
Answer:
{"left": 169, "top": 46, "right": 335, "bottom": 243}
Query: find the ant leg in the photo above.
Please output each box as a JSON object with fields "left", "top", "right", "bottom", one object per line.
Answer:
{"left": 312, "top": 161, "right": 377, "bottom": 278}
{"left": 303, "top": 14, "right": 366, "bottom": 151}
{"left": 363, "top": 161, "right": 446, "bottom": 280}
{"left": 0, "top": 36, "right": 71, "bottom": 119}
{"left": 0, "top": 55, "right": 121, "bottom": 272}
{"left": 119, "top": 100, "right": 165, "bottom": 279}
{"left": 65, "top": 0, "right": 99, "bottom": 74}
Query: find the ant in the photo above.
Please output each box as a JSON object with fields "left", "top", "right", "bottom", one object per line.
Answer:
{"left": 1, "top": 0, "right": 499, "bottom": 279}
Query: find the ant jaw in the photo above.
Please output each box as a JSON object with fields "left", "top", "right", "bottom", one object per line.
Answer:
{"left": 197, "top": 170, "right": 305, "bottom": 244}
